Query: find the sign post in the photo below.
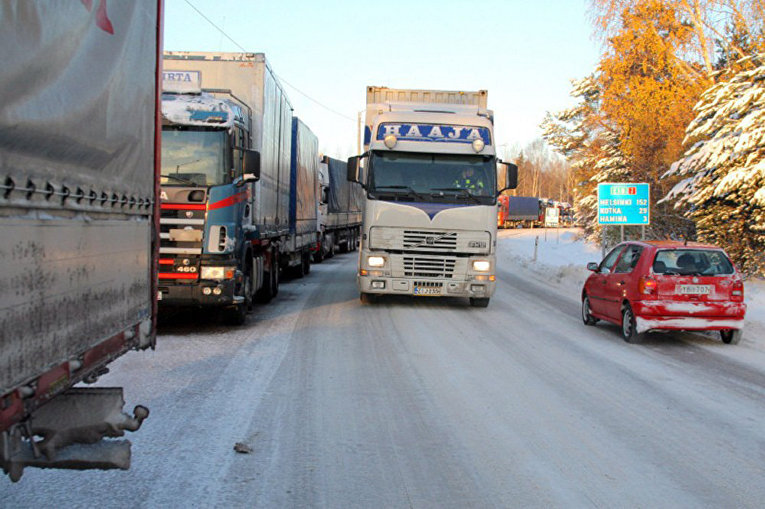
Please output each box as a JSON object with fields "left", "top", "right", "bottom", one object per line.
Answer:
{"left": 597, "top": 183, "right": 650, "bottom": 249}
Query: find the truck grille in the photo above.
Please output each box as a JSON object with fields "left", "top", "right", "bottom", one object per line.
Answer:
{"left": 403, "top": 230, "right": 457, "bottom": 250}
{"left": 369, "top": 227, "right": 490, "bottom": 253}
{"left": 403, "top": 256, "right": 456, "bottom": 278}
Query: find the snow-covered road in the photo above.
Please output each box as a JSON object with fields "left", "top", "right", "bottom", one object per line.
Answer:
{"left": 4, "top": 234, "right": 765, "bottom": 507}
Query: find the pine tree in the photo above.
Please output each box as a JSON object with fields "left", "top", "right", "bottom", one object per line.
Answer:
{"left": 664, "top": 54, "right": 765, "bottom": 276}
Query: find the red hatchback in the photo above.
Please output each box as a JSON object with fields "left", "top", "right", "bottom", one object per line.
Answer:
{"left": 581, "top": 241, "right": 747, "bottom": 344}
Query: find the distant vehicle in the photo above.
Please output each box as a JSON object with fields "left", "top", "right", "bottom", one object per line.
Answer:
{"left": 581, "top": 241, "right": 747, "bottom": 344}
{"left": 497, "top": 195, "right": 543, "bottom": 228}
{"left": 315, "top": 156, "right": 363, "bottom": 261}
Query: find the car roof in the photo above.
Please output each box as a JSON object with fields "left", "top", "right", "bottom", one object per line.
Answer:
{"left": 619, "top": 240, "right": 724, "bottom": 250}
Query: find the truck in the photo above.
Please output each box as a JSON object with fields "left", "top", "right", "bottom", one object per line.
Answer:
{"left": 314, "top": 156, "right": 363, "bottom": 261}
{"left": 0, "top": 2, "right": 162, "bottom": 481}
{"left": 158, "top": 52, "right": 295, "bottom": 323}
{"left": 348, "top": 87, "right": 518, "bottom": 307}
{"left": 497, "top": 195, "right": 543, "bottom": 228}
{"left": 286, "top": 118, "right": 321, "bottom": 277}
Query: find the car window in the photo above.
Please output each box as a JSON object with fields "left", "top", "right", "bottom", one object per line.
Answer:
{"left": 614, "top": 245, "right": 643, "bottom": 273}
{"left": 653, "top": 249, "right": 734, "bottom": 275}
{"left": 599, "top": 246, "right": 625, "bottom": 274}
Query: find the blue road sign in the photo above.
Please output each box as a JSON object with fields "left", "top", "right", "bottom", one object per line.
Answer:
{"left": 597, "top": 183, "right": 650, "bottom": 225}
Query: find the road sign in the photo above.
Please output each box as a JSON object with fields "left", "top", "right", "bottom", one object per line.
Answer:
{"left": 545, "top": 207, "right": 559, "bottom": 227}
{"left": 597, "top": 183, "right": 650, "bottom": 225}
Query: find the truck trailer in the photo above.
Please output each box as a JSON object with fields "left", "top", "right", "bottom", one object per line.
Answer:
{"left": 348, "top": 87, "right": 518, "bottom": 307}
{"left": 497, "top": 195, "right": 543, "bottom": 228}
{"left": 286, "top": 117, "right": 321, "bottom": 277}
{"left": 0, "top": 2, "right": 162, "bottom": 481}
{"left": 159, "top": 52, "right": 294, "bottom": 323}
{"left": 314, "top": 156, "right": 363, "bottom": 261}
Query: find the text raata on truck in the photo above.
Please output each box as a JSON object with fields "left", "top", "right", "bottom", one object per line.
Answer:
{"left": 348, "top": 87, "right": 518, "bottom": 307}
{"left": 159, "top": 52, "right": 295, "bottom": 324}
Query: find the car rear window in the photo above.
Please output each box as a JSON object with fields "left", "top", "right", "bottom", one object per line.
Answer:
{"left": 652, "top": 249, "right": 734, "bottom": 276}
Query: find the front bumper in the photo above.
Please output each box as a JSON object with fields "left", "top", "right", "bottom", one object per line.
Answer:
{"left": 358, "top": 274, "right": 496, "bottom": 298}
{"left": 157, "top": 279, "right": 241, "bottom": 307}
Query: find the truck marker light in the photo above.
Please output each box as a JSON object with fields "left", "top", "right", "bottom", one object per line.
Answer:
{"left": 368, "top": 256, "right": 385, "bottom": 268}
{"left": 384, "top": 134, "right": 398, "bottom": 149}
{"left": 472, "top": 139, "right": 485, "bottom": 153}
{"left": 213, "top": 287, "right": 222, "bottom": 295}
{"left": 203, "top": 287, "right": 212, "bottom": 295}
{"left": 360, "top": 269, "right": 369, "bottom": 276}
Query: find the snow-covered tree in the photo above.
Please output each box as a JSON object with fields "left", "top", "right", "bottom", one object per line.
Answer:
{"left": 542, "top": 76, "right": 628, "bottom": 242}
{"left": 664, "top": 54, "right": 765, "bottom": 276}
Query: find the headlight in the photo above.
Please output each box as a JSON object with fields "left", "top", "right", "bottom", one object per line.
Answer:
{"left": 472, "top": 260, "right": 491, "bottom": 272}
{"left": 201, "top": 266, "right": 226, "bottom": 280}
{"left": 367, "top": 256, "right": 386, "bottom": 268}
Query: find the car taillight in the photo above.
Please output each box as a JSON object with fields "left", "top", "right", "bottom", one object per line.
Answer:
{"left": 731, "top": 280, "right": 744, "bottom": 302}
{"left": 639, "top": 276, "right": 657, "bottom": 295}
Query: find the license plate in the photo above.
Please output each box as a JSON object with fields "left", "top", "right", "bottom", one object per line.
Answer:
{"left": 676, "top": 284, "right": 712, "bottom": 295}
{"left": 414, "top": 286, "right": 441, "bottom": 296}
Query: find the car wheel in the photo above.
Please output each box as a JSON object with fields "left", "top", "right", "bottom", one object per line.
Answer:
{"left": 581, "top": 295, "right": 598, "bottom": 325}
{"left": 720, "top": 329, "right": 742, "bottom": 345}
{"left": 621, "top": 304, "right": 643, "bottom": 344}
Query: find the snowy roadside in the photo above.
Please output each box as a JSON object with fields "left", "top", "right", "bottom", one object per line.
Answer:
{"left": 497, "top": 228, "right": 765, "bottom": 352}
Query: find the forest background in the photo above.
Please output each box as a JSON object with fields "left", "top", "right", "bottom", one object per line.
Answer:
{"left": 507, "top": 0, "right": 765, "bottom": 277}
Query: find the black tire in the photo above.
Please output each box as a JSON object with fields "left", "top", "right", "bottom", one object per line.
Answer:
{"left": 720, "top": 329, "right": 742, "bottom": 345}
{"left": 360, "top": 292, "right": 376, "bottom": 304}
{"left": 227, "top": 264, "right": 251, "bottom": 325}
{"left": 256, "top": 249, "right": 278, "bottom": 303}
{"left": 469, "top": 297, "right": 490, "bottom": 308}
{"left": 303, "top": 251, "right": 311, "bottom": 275}
{"left": 621, "top": 304, "right": 643, "bottom": 343}
{"left": 582, "top": 295, "right": 598, "bottom": 325}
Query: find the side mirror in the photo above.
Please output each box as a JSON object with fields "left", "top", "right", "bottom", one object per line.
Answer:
{"left": 497, "top": 161, "right": 518, "bottom": 195}
{"left": 243, "top": 150, "right": 261, "bottom": 182}
{"left": 347, "top": 155, "right": 361, "bottom": 183}
{"left": 587, "top": 262, "right": 600, "bottom": 272}
{"left": 347, "top": 154, "right": 368, "bottom": 187}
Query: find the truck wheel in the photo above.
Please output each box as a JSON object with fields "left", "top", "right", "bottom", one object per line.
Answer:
{"left": 227, "top": 265, "right": 251, "bottom": 325}
{"left": 313, "top": 238, "right": 325, "bottom": 263}
{"left": 720, "top": 329, "right": 742, "bottom": 345}
{"left": 256, "top": 249, "right": 278, "bottom": 303}
{"left": 360, "top": 292, "right": 376, "bottom": 304}
{"left": 303, "top": 251, "right": 311, "bottom": 274}
{"left": 470, "top": 298, "right": 490, "bottom": 308}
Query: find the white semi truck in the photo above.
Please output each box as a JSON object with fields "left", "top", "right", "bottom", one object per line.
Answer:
{"left": 348, "top": 87, "right": 518, "bottom": 307}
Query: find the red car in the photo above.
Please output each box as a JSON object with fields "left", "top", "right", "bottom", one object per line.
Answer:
{"left": 581, "top": 241, "right": 746, "bottom": 344}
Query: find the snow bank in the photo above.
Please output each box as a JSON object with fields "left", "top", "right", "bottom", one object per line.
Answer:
{"left": 497, "top": 228, "right": 765, "bottom": 351}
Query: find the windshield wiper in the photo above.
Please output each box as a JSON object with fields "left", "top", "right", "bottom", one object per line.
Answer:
{"left": 163, "top": 173, "right": 198, "bottom": 186}
{"left": 373, "top": 185, "right": 425, "bottom": 201}
{"left": 430, "top": 187, "right": 482, "bottom": 204}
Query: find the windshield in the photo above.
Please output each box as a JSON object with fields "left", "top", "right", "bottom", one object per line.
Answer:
{"left": 369, "top": 151, "right": 497, "bottom": 205}
{"left": 161, "top": 129, "right": 228, "bottom": 186}
{"left": 652, "top": 249, "right": 735, "bottom": 276}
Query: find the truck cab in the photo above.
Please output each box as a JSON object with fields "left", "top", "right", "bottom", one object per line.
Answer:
{"left": 158, "top": 73, "right": 262, "bottom": 323}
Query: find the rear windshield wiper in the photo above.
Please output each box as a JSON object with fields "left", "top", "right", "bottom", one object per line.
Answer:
{"left": 430, "top": 187, "right": 482, "bottom": 204}
{"left": 373, "top": 185, "right": 425, "bottom": 201}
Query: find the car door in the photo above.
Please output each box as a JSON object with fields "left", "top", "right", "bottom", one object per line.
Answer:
{"left": 605, "top": 244, "right": 644, "bottom": 319}
{"left": 587, "top": 245, "right": 625, "bottom": 316}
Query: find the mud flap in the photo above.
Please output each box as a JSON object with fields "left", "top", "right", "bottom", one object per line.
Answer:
{"left": 1, "top": 387, "right": 148, "bottom": 482}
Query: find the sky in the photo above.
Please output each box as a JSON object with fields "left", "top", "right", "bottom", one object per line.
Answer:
{"left": 163, "top": 0, "right": 603, "bottom": 160}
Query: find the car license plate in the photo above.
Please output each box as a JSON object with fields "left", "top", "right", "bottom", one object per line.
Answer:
{"left": 676, "top": 284, "right": 712, "bottom": 295}
{"left": 414, "top": 286, "right": 440, "bottom": 296}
